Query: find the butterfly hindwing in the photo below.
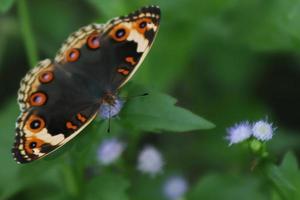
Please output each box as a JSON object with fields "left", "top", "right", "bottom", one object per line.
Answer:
{"left": 13, "top": 5, "right": 161, "bottom": 163}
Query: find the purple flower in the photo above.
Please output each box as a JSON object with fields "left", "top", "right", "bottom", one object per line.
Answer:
{"left": 137, "top": 146, "right": 164, "bottom": 177}
{"left": 226, "top": 121, "right": 252, "bottom": 145}
{"left": 163, "top": 176, "right": 188, "bottom": 200}
{"left": 252, "top": 120, "right": 275, "bottom": 141}
{"left": 97, "top": 138, "right": 125, "bottom": 165}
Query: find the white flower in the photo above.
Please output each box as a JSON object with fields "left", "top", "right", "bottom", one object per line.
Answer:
{"left": 163, "top": 176, "right": 188, "bottom": 200}
{"left": 99, "top": 98, "right": 124, "bottom": 119}
{"left": 226, "top": 121, "right": 252, "bottom": 145}
{"left": 97, "top": 138, "right": 125, "bottom": 165}
{"left": 137, "top": 146, "right": 164, "bottom": 177}
{"left": 252, "top": 120, "right": 275, "bottom": 141}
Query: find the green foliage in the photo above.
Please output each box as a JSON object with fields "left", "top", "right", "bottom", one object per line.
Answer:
{"left": 128, "top": 175, "right": 165, "bottom": 200}
{"left": 188, "top": 174, "right": 266, "bottom": 200}
{"left": 267, "top": 152, "right": 300, "bottom": 200}
{"left": 17, "top": 0, "right": 38, "bottom": 67}
{"left": 0, "top": 101, "right": 21, "bottom": 199}
{"left": 85, "top": 172, "right": 130, "bottom": 200}
{"left": 0, "top": 0, "right": 15, "bottom": 13}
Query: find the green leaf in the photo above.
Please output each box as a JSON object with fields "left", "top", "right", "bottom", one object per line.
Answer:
{"left": 120, "top": 84, "right": 215, "bottom": 132}
{"left": 0, "top": 0, "right": 15, "bottom": 13}
{"left": 84, "top": 172, "right": 130, "bottom": 200}
{"left": 267, "top": 152, "right": 300, "bottom": 200}
{"left": 281, "top": 151, "right": 298, "bottom": 172}
{"left": 188, "top": 173, "right": 266, "bottom": 200}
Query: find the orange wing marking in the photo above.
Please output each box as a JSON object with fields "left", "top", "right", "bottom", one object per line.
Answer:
{"left": 125, "top": 57, "right": 137, "bottom": 65}
{"left": 117, "top": 68, "right": 130, "bottom": 75}
{"left": 77, "top": 113, "right": 87, "bottom": 123}
{"left": 66, "top": 122, "right": 78, "bottom": 130}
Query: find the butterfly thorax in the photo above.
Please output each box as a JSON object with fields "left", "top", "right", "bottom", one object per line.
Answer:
{"left": 98, "top": 92, "right": 123, "bottom": 119}
{"left": 101, "top": 92, "right": 118, "bottom": 105}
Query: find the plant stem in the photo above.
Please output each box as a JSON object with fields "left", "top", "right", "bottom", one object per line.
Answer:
{"left": 17, "top": 0, "right": 38, "bottom": 67}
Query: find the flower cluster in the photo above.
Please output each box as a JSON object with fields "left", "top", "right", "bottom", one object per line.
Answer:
{"left": 226, "top": 119, "right": 276, "bottom": 145}
{"left": 96, "top": 138, "right": 188, "bottom": 198}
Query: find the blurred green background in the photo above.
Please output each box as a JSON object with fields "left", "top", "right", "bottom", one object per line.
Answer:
{"left": 1, "top": 0, "right": 300, "bottom": 199}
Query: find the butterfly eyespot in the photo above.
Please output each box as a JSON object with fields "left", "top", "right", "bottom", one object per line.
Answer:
{"left": 26, "top": 115, "right": 45, "bottom": 133}
{"left": 110, "top": 25, "right": 129, "bottom": 42}
{"left": 134, "top": 18, "right": 153, "bottom": 34}
{"left": 66, "top": 48, "right": 80, "bottom": 62}
{"left": 139, "top": 21, "right": 147, "bottom": 29}
{"left": 39, "top": 71, "right": 54, "bottom": 83}
{"left": 24, "top": 138, "right": 45, "bottom": 154}
{"left": 87, "top": 33, "right": 100, "bottom": 49}
{"left": 29, "top": 92, "right": 47, "bottom": 106}
{"left": 29, "top": 142, "right": 37, "bottom": 149}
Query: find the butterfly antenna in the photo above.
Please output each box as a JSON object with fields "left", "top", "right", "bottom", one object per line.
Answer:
{"left": 120, "top": 92, "right": 149, "bottom": 101}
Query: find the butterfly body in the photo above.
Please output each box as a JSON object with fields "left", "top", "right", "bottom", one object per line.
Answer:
{"left": 13, "top": 6, "right": 161, "bottom": 163}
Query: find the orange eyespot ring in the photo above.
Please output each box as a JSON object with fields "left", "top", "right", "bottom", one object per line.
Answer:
{"left": 26, "top": 115, "right": 45, "bottom": 133}
{"left": 66, "top": 48, "right": 80, "bottom": 62}
{"left": 109, "top": 25, "right": 130, "bottom": 42}
{"left": 39, "top": 71, "right": 54, "bottom": 83}
{"left": 24, "top": 138, "right": 45, "bottom": 153}
{"left": 87, "top": 33, "right": 100, "bottom": 49}
{"left": 134, "top": 18, "right": 153, "bottom": 34}
{"left": 29, "top": 92, "right": 47, "bottom": 106}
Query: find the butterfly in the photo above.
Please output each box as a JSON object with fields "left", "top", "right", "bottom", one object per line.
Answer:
{"left": 12, "top": 5, "right": 161, "bottom": 164}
